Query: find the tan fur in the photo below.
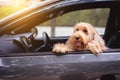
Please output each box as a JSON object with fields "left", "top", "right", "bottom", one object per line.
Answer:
{"left": 52, "top": 22, "right": 108, "bottom": 55}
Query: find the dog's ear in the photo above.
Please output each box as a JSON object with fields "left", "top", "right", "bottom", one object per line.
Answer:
{"left": 93, "top": 29, "right": 106, "bottom": 46}
{"left": 73, "top": 24, "right": 77, "bottom": 33}
{"left": 65, "top": 35, "right": 75, "bottom": 49}
{"left": 94, "top": 32, "right": 100, "bottom": 40}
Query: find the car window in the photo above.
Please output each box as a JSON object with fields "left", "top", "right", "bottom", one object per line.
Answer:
{"left": 35, "top": 8, "right": 110, "bottom": 37}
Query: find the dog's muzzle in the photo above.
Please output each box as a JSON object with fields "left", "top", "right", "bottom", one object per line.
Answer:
{"left": 75, "top": 36, "right": 84, "bottom": 47}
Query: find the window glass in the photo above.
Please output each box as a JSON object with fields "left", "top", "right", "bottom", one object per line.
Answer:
{"left": 36, "top": 8, "right": 110, "bottom": 37}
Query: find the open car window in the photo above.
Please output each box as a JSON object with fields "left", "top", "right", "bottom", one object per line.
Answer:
{"left": 35, "top": 8, "right": 110, "bottom": 38}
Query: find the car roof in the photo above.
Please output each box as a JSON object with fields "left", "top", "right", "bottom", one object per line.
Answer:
{"left": 0, "top": 0, "right": 120, "bottom": 36}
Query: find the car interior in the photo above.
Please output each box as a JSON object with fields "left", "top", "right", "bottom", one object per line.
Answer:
{"left": 0, "top": 7, "right": 120, "bottom": 55}
{"left": 104, "top": 8, "right": 120, "bottom": 48}
{"left": 11, "top": 8, "right": 108, "bottom": 54}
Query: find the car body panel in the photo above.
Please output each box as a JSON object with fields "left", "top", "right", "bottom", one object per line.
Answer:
{"left": 0, "top": 52, "right": 120, "bottom": 80}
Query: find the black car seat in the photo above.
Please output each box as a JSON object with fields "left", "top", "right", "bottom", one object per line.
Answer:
{"left": 104, "top": 8, "right": 120, "bottom": 48}
{"left": 107, "top": 31, "right": 120, "bottom": 48}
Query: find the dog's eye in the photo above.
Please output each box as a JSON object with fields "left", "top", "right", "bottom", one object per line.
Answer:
{"left": 83, "top": 29, "right": 88, "bottom": 33}
{"left": 76, "top": 29, "right": 79, "bottom": 31}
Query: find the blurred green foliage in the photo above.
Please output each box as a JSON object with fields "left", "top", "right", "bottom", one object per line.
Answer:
{"left": 42, "top": 8, "right": 110, "bottom": 27}
{"left": 0, "top": 6, "right": 25, "bottom": 19}
{"left": 0, "top": 6, "right": 109, "bottom": 27}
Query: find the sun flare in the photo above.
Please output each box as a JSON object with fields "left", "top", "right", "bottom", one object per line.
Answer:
{"left": 10, "top": 0, "right": 29, "bottom": 7}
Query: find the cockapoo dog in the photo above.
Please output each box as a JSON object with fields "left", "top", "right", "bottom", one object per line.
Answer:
{"left": 52, "top": 22, "right": 107, "bottom": 55}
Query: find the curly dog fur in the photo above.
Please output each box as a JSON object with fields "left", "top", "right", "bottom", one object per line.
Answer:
{"left": 52, "top": 22, "right": 107, "bottom": 55}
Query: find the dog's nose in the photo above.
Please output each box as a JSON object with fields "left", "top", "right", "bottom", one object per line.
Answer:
{"left": 75, "top": 37, "right": 80, "bottom": 40}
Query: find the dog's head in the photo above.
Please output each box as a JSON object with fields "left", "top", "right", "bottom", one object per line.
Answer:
{"left": 70, "top": 22, "right": 97, "bottom": 49}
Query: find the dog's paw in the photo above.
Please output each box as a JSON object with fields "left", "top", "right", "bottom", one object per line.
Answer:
{"left": 52, "top": 43, "right": 69, "bottom": 53}
{"left": 89, "top": 45, "right": 102, "bottom": 55}
{"left": 86, "top": 42, "right": 107, "bottom": 55}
